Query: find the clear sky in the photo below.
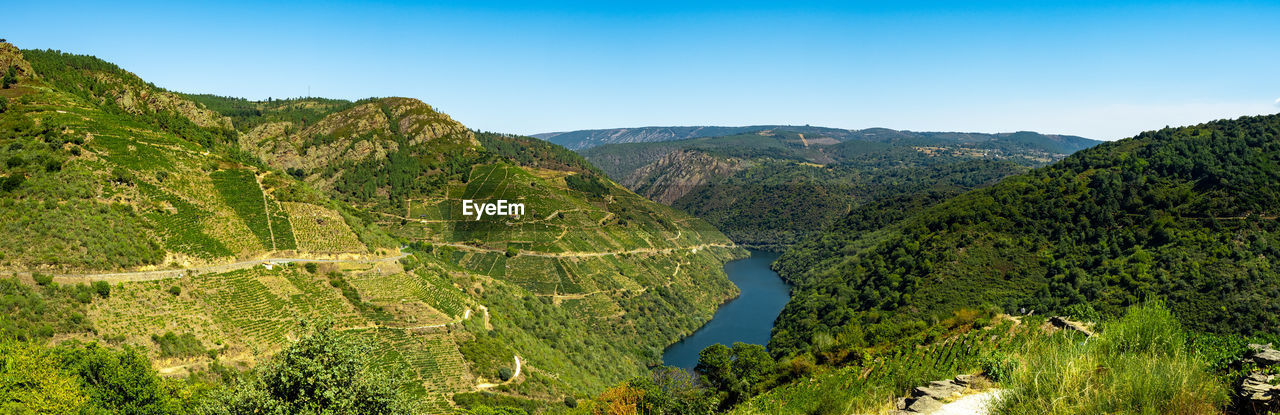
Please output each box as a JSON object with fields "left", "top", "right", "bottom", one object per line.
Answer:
{"left": 7, "top": 1, "right": 1280, "bottom": 140}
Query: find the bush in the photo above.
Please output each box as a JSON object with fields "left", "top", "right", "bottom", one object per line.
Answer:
{"left": 151, "top": 332, "right": 206, "bottom": 358}
{"left": 168, "top": 286, "right": 181, "bottom": 296}
{"left": 979, "top": 352, "right": 1018, "bottom": 383}
{"left": 32, "top": 273, "right": 53, "bottom": 286}
{"left": 92, "top": 281, "right": 110, "bottom": 298}
{"left": 197, "top": 321, "right": 410, "bottom": 414}
{"left": 304, "top": 263, "right": 318, "bottom": 274}
{"left": 498, "top": 367, "right": 514, "bottom": 381}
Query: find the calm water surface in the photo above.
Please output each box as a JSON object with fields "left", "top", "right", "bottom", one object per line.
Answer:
{"left": 661, "top": 250, "right": 790, "bottom": 369}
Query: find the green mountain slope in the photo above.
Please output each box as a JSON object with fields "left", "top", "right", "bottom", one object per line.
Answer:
{"left": 771, "top": 113, "right": 1280, "bottom": 357}
{"left": 582, "top": 129, "right": 1088, "bottom": 248}
{"left": 0, "top": 41, "right": 746, "bottom": 412}
{"left": 0, "top": 47, "right": 396, "bottom": 273}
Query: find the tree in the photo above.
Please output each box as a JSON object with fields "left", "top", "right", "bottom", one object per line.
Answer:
{"left": 2, "top": 66, "right": 15, "bottom": 89}
{"left": 198, "top": 320, "right": 410, "bottom": 415}
{"left": 0, "top": 341, "right": 89, "bottom": 414}
{"left": 694, "top": 342, "right": 777, "bottom": 407}
{"left": 694, "top": 343, "right": 733, "bottom": 390}
{"left": 55, "top": 342, "right": 177, "bottom": 414}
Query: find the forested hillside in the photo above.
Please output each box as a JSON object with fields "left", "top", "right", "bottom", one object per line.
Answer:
{"left": 582, "top": 129, "right": 1091, "bottom": 249}
{"left": 0, "top": 41, "right": 746, "bottom": 413}
{"left": 772, "top": 113, "right": 1280, "bottom": 356}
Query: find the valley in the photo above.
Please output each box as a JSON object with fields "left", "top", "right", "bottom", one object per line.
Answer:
{"left": 578, "top": 128, "right": 1098, "bottom": 249}
{"left": 2, "top": 12, "right": 1278, "bottom": 414}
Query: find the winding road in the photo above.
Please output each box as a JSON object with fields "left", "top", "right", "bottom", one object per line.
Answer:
{"left": 43, "top": 253, "right": 409, "bottom": 283}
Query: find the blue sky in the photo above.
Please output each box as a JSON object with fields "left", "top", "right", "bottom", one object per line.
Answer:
{"left": 7, "top": 1, "right": 1280, "bottom": 140}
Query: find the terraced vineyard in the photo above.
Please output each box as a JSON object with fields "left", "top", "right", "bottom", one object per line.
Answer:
{"left": 1, "top": 43, "right": 749, "bottom": 413}
{"left": 210, "top": 168, "right": 296, "bottom": 250}
{"left": 281, "top": 202, "right": 367, "bottom": 253}
{"left": 349, "top": 327, "right": 472, "bottom": 413}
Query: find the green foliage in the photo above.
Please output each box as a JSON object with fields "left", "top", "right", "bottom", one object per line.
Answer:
{"left": 771, "top": 114, "right": 1280, "bottom": 356}
{"left": 182, "top": 94, "right": 355, "bottom": 132}
{"left": 695, "top": 342, "right": 776, "bottom": 407}
{"left": 198, "top": 321, "right": 411, "bottom": 415}
{"left": 151, "top": 332, "right": 207, "bottom": 358}
{"left": 0, "top": 340, "right": 89, "bottom": 414}
{"left": 460, "top": 332, "right": 515, "bottom": 382}
{"left": 564, "top": 173, "right": 609, "bottom": 197}
{"left": 626, "top": 366, "right": 717, "bottom": 414}
{"left": 993, "top": 303, "right": 1227, "bottom": 414}
{"left": 23, "top": 49, "right": 237, "bottom": 150}
{"left": 1, "top": 66, "right": 16, "bottom": 89}
{"left": 476, "top": 131, "right": 603, "bottom": 176}
{"left": 0, "top": 277, "right": 95, "bottom": 341}
{"left": 92, "top": 280, "right": 110, "bottom": 298}
{"left": 584, "top": 129, "right": 1043, "bottom": 248}
{"left": 56, "top": 341, "right": 184, "bottom": 414}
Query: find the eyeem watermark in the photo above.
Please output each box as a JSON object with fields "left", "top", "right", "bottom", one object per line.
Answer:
{"left": 462, "top": 199, "right": 525, "bottom": 220}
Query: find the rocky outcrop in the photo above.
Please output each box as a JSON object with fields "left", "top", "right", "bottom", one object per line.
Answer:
{"left": 622, "top": 150, "right": 745, "bottom": 205}
{"left": 1237, "top": 344, "right": 1280, "bottom": 414}
{"left": 893, "top": 374, "right": 985, "bottom": 414}
{"left": 0, "top": 42, "right": 36, "bottom": 80}
{"left": 1048, "top": 316, "right": 1095, "bottom": 337}
{"left": 241, "top": 98, "right": 477, "bottom": 171}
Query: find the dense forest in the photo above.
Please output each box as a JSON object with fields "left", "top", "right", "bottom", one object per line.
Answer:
{"left": 772, "top": 114, "right": 1280, "bottom": 357}
{"left": 582, "top": 129, "right": 1080, "bottom": 249}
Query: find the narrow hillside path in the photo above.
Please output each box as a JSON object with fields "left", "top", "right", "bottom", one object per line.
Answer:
{"left": 255, "top": 173, "right": 277, "bottom": 250}
{"left": 433, "top": 242, "right": 734, "bottom": 259}
{"left": 935, "top": 389, "right": 1004, "bottom": 415}
{"left": 46, "top": 253, "right": 408, "bottom": 283}
{"left": 476, "top": 355, "right": 522, "bottom": 390}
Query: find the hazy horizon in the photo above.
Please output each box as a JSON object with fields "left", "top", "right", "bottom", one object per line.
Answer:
{"left": 8, "top": 0, "right": 1280, "bottom": 141}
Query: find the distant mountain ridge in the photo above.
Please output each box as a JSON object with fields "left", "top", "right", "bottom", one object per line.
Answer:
{"left": 580, "top": 127, "right": 1101, "bottom": 249}
{"left": 536, "top": 125, "right": 1100, "bottom": 154}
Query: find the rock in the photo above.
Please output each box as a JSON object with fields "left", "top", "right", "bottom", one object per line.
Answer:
{"left": 915, "top": 380, "right": 964, "bottom": 400}
{"left": 954, "top": 374, "right": 977, "bottom": 387}
{"left": 906, "top": 396, "right": 944, "bottom": 413}
{"left": 1249, "top": 343, "right": 1280, "bottom": 367}
{"left": 1048, "top": 316, "right": 1095, "bottom": 336}
{"left": 1240, "top": 372, "right": 1277, "bottom": 401}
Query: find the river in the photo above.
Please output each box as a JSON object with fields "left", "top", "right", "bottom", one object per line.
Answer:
{"left": 661, "top": 249, "right": 790, "bottom": 369}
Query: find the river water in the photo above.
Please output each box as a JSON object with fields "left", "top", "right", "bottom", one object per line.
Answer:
{"left": 661, "top": 250, "right": 790, "bottom": 369}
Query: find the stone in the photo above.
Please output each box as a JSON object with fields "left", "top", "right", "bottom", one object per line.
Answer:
{"left": 1240, "top": 372, "right": 1277, "bottom": 402}
{"left": 906, "top": 396, "right": 944, "bottom": 413}
{"left": 1249, "top": 343, "right": 1280, "bottom": 367}
{"left": 954, "top": 374, "right": 977, "bottom": 387}
{"left": 1048, "top": 316, "right": 1096, "bottom": 336}
{"left": 915, "top": 380, "right": 964, "bottom": 400}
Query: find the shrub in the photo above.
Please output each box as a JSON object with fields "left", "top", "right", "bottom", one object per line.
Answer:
{"left": 979, "top": 352, "right": 1018, "bottom": 383}
{"left": 92, "top": 281, "right": 110, "bottom": 298}
{"left": 498, "top": 367, "right": 514, "bottom": 381}
{"left": 168, "top": 286, "right": 181, "bottom": 296}
{"left": 32, "top": 273, "right": 53, "bottom": 286}
{"left": 197, "top": 321, "right": 410, "bottom": 414}
{"left": 304, "top": 263, "right": 318, "bottom": 274}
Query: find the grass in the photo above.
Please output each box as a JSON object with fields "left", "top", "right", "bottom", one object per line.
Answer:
{"left": 992, "top": 303, "right": 1227, "bottom": 415}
